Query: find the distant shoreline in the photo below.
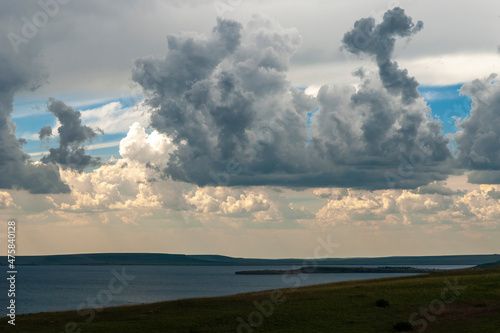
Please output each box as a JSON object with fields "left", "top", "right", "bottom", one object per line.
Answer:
{"left": 235, "top": 266, "right": 446, "bottom": 275}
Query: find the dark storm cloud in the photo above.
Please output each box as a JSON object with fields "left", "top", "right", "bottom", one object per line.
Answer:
{"left": 311, "top": 78, "right": 454, "bottom": 188}
{"left": 0, "top": 2, "right": 69, "bottom": 194}
{"left": 40, "top": 98, "right": 101, "bottom": 171}
{"left": 133, "top": 12, "right": 454, "bottom": 189}
{"left": 455, "top": 74, "right": 500, "bottom": 184}
{"left": 341, "top": 7, "right": 423, "bottom": 104}
{"left": 39, "top": 126, "right": 52, "bottom": 140}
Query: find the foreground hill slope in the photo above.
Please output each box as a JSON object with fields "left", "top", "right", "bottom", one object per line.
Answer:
{"left": 2, "top": 267, "right": 499, "bottom": 332}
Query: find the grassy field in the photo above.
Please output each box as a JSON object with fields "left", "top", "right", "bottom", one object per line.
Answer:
{"left": 1, "top": 267, "right": 499, "bottom": 333}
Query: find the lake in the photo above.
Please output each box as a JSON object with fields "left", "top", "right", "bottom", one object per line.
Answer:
{"left": 2, "top": 265, "right": 472, "bottom": 315}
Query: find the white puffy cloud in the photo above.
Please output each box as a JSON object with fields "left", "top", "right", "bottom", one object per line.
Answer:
{"left": 185, "top": 186, "right": 314, "bottom": 224}
{"left": 57, "top": 160, "right": 162, "bottom": 210}
{"left": 51, "top": 123, "right": 184, "bottom": 212}
{"left": 452, "top": 185, "right": 500, "bottom": 223}
{"left": 185, "top": 187, "right": 271, "bottom": 214}
{"left": 315, "top": 189, "right": 396, "bottom": 225}
{"left": 0, "top": 191, "right": 17, "bottom": 209}
{"left": 314, "top": 183, "right": 500, "bottom": 229}
{"left": 119, "top": 122, "right": 176, "bottom": 167}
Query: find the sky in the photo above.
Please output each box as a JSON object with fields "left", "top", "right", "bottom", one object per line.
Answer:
{"left": 1, "top": 0, "right": 500, "bottom": 258}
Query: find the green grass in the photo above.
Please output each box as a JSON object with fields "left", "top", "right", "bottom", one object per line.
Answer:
{"left": 2, "top": 267, "right": 499, "bottom": 332}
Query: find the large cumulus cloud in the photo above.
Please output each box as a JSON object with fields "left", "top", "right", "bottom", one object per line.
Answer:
{"left": 133, "top": 9, "right": 454, "bottom": 190}
{"left": 455, "top": 74, "right": 500, "bottom": 184}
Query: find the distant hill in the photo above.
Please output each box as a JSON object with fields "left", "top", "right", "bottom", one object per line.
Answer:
{"left": 1, "top": 253, "right": 499, "bottom": 266}
{"left": 2, "top": 253, "right": 209, "bottom": 266}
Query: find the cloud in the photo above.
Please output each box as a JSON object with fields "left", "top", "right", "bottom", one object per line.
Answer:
{"left": 40, "top": 98, "right": 101, "bottom": 171}
{"left": 119, "top": 122, "right": 175, "bottom": 167}
{"left": 0, "top": 3, "right": 69, "bottom": 194}
{"left": 38, "top": 125, "right": 52, "bottom": 140}
{"left": 313, "top": 188, "right": 349, "bottom": 200}
{"left": 486, "top": 187, "right": 500, "bottom": 200}
{"left": 341, "top": 7, "right": 423, "bottom": 104}
{"left": 80, "top": 100, "right": 151, "bottom": 135}
{"left": 453, "top": 185, "right": 500, "bottom": 224}
{"left": 58, "top": 161, "right": 164, "bottom": 211}
{"left": 185, "top": 187, "right": 271, "bottom": 214}
{"left": 311, "top": 73, "right": 454, "bottom": 190}
{"left": 0, "top": 191, "right": 17, "bottom": 209}
{"left": 455, "top": 74, "right": 500, "bottom": 184}
{"left": 314, "top": 184, "right": 500, "bottom": 229}
{"left": 416, "top": 181, "right": 465, "bottom": 196}
{"left": 132, "top": 12, "right": 454, "bottom": 190}
{"left": 314, "top": 188, "right": 408, "bottom": 226}
{"left": 184, "top": 185, "right": 313, "bottom": 225}
{"left": 52, "top": 123, "right": 184, "bottom": 212}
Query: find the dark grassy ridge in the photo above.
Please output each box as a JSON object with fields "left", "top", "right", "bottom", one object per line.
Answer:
{"left": 474, "top": 260, "right": 500, "bottom": 269}
{"left": 2, "top": 266, "right": 499, "bottom": 332}
{"left": 1, "top": 253, "right": 499, "bottom": 266}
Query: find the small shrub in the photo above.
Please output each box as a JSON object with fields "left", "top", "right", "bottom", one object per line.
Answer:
{"left": 393, "top": 321, "right": 413, "bottom": 332}
{"left": 375, "top": 298, "right": 390, "bottom": 307}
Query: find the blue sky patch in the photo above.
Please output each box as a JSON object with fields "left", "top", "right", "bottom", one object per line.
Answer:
{"left": 418, "top": 84, "right": 471, "bottom": 135}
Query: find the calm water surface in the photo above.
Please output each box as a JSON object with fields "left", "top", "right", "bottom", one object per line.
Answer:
{"left": 3, "top": 265, "right": 472, "bottom": 314}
